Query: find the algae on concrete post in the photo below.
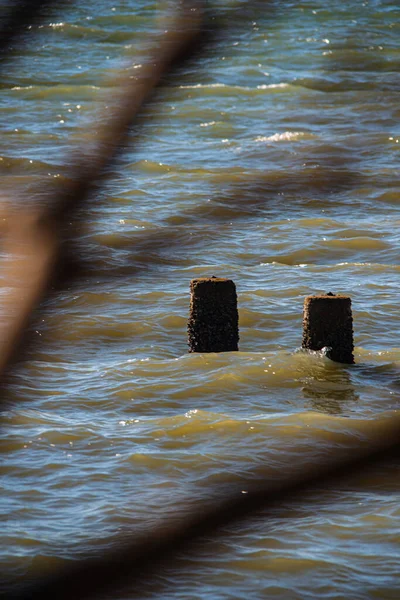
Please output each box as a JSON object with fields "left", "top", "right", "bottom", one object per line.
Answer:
{"left": 188, "top": 277, "right": 239, "bottom": 353}
{"left": 302, "top": 294, "right": 354, "bottom": 364}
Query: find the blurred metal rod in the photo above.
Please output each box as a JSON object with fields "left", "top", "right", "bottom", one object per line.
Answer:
{"left": 0, "top": 1, "right": 205, "bottom": 381}
{"left": 7, "top": 415, "right": 400, "bottom": 600}
{"left": 0, "top": 210, "right": 58, "bottom": 377}
{"left": 0, "top": 0, "right": 71, "bottom": 60}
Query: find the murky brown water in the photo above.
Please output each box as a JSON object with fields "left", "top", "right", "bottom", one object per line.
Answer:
{"left": 1, "top": 1, "right": 399, "bottom": 598}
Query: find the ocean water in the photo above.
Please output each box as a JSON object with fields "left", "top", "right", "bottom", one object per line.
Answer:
{"left": 1, "top": 1, "right": 399, "bottom": 598}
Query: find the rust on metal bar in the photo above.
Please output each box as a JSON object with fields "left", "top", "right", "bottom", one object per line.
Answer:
{"left": 0, "top": 3, "right": 398, "bottom": 600}
{"left": 0, "top": 1, "right": 205, "bottom": 383}
{"left": 6, "top": 417, "right": 400, "bottom": 600}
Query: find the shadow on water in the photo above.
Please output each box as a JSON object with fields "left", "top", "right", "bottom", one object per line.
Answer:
{"left": 0, "top": 0, "right": 365, "bottom": 295}
{"left": 56, "top": 148, "right": 362, "bottom": 284}
{"left": 292, "top": 351, "right": 360, "bottom": 415}
{"left": 301, "top": 367, "right": 360, "bottom": 415}
{"left": 300, "top": 354, "right": 400, "bottom": 415}
{"left": 352, "top": 361, "right": 400, "bottom": 393}
{"left": 4, "top": 439, "right": 400, "bottom": 600}
{"left": 1, "top": 2, "right": 399, "bottom": 598}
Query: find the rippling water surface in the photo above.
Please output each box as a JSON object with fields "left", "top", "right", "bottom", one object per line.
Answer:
{"left": 1, "top": 1, "right": 399, "bottom": 598}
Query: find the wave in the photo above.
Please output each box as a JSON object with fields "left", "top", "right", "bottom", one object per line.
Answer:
{"left": 7, "top": 84, "right": 101, "bottom": 100}
{"left": 254, "top": 131, "right": 318, "bottom": 143}
{"left": 177, "top": 82, "right": 292, "bottom": 95}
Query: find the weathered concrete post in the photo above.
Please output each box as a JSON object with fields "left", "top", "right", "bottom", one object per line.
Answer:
{"left": 302, "top": 293, "right": 354, "bottom": 364}
{"left": 188, "top": 277, "right": 239, "bottom": 353}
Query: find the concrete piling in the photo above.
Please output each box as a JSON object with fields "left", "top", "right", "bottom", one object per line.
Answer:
{"left": 302, "top": 293, "right": 354, "bottom": 364}
{"left": 188, "top": 277, "right": 239, "bottom": 353}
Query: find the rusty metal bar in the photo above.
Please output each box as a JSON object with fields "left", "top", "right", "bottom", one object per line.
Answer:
{"left": 6, "top": 421, "right": 400, "bottom": 600}
{"left": 0, "top": 0, "right": 205, "bottom": 381}
{"left": 0, "top": 2, "right": 398, "bottom": 599}
{"left": 0, "top": 0, "right": 72, "bottom": 60}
